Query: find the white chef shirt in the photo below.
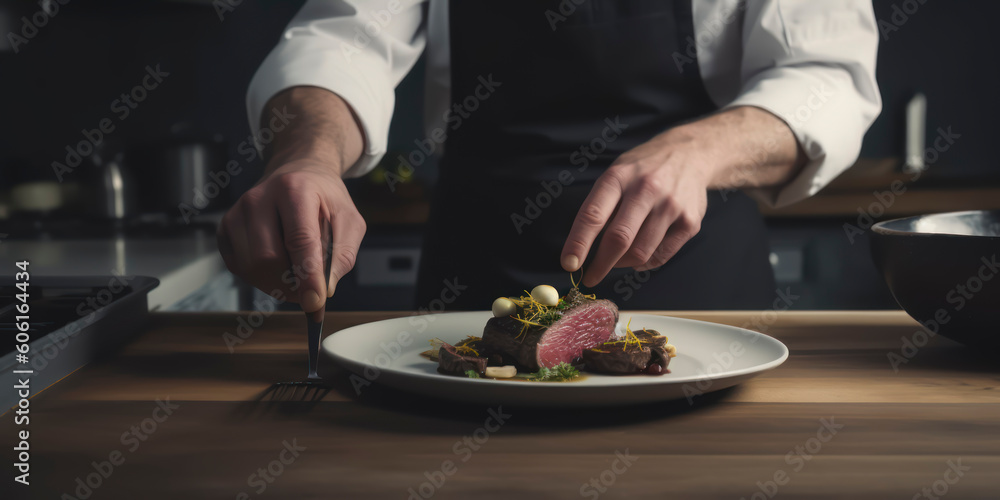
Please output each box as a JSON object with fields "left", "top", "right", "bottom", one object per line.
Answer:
{"left": 247, "top": 0, "right": 882, "bottom": 207}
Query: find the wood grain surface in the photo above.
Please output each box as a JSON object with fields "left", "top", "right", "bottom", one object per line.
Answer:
{"left": 4, "top": 311, "right": 999, "bottom": 499}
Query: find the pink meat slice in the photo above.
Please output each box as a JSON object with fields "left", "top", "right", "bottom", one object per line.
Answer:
{"left": 536, "top": 300, "right": 618, "bottom": 367}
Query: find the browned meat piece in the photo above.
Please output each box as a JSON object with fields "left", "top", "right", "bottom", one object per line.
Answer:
{"left": 438, "top": 343, "right": 487, "bottom": 375}
{"left": 581, "top": 328, "right": 670, "bottom": 374}
{"left": 582, "top": 346, "right": 652, "bottom": 373}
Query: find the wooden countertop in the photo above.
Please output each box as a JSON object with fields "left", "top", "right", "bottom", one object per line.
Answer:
{"left": 5, "top": 311, "right": 999, "bottom": 499}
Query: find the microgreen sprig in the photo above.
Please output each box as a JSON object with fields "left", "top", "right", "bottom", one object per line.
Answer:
{"left": 529, "top": 362, "right": 580, "bottom": 382}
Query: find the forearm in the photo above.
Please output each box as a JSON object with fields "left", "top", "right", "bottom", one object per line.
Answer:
{"left": 259, "top": 86, "right": 365, "bottom": 177}
{"left": 665, "top": 106, "right": 807, "bottom": 190}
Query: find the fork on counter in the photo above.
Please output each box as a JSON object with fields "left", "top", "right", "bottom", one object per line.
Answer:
{"left": 263, "top": 219, "right": 333, "bottom": 403}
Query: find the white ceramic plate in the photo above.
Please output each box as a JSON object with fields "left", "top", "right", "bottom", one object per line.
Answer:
{"left": 323, "top": 312, "right": 788, "bottom": 407}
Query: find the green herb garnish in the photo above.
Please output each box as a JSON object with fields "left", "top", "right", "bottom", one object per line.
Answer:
{"left": 533, "top": 308, "right": 563, "bottom": 327}
{"left": 464, "top": 370, "right": 480, "bottom": 379}
{"left": 528, "top": 362, "right": 580, "bottom": 382}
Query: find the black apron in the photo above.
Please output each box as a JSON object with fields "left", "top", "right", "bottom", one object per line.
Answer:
{"left": 415, "top": 0, "right": 775, "bottom": 310}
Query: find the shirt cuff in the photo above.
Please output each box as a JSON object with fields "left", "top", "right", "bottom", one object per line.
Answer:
{"left": 246, "top": 34, "right": 394, "bottom": 178}
{"left": 725, "top": 65, "right": 880, "bottom": 208}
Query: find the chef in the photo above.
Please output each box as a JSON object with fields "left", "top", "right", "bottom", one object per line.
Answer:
{"left": 218, "top": 0, "right": 881, "bottom": 313}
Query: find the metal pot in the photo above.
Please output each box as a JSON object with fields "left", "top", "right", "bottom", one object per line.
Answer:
{"left": 134, "top": 137, "right": 228, "bottom": 217}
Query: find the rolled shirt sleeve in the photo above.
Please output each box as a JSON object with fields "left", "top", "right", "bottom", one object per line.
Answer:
{"left": 246, "top": 0, "right": 427, "bottom": 178}
{"left": 724, "top": 0, "right": 882, "bottom": 207}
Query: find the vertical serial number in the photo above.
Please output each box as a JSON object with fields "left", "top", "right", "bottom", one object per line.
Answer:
{"left": 13, "top": 260, "right": 32, "bottom": 487}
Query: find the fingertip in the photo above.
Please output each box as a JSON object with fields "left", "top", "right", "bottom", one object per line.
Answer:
{"left": 301, "top": 289, "right": 323, "bottom": 312}
{"left": 561, "top": 254, "right": 580, "bottom": 272}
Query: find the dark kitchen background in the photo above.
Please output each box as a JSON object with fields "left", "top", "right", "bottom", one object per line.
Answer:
{"left": 0, "top": 0, "right": 997, "bottom": 312}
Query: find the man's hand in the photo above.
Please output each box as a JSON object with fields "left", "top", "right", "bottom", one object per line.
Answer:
{"left": 217, "top": 159, "right": 366, "bottom": 312}
{"left": 561, "top": 106, "right": 807, "bottom": 286}
{"left": 561, "top": 135, "right": 710, "bottom": 287}
{"left": 217, "top": 87, "right": 365, "bottom": 312}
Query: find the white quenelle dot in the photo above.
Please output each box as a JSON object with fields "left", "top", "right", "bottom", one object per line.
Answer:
{"left": 530, "top": 285, "right": 560, "bottom": 306}
{"left": 492, "top": 297, "right": 516, "bottom": 317}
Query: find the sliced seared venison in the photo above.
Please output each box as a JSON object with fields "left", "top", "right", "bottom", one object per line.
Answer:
{"left": 481, "top": 299, "right": 618, "bottom": 371}
{"left": 582, "top": 328, "right": 670, "bottom": 374}
{"left": 438, "top": 342, "right": 487, "bottom": 375}
{"left": 582, "top": 346, "right": 652, "bottom": 373}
